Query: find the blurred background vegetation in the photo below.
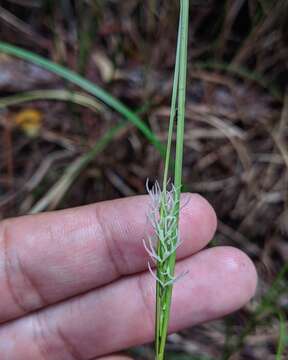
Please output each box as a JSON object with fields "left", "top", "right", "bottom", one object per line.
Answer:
{"left": 0, "top": 0, "right": 287, "bottom": 358}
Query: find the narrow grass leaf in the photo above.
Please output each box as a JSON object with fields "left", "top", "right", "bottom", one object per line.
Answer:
{"left": 0, "top": 41, "right": 165, "bottom": 156}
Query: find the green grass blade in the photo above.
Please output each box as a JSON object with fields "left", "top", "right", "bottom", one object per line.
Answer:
{"left": 174, "top": 0, "right": 189, "bottom": 192}
{"left": 162, "top": 15, "right": 181, "bottom": 190}
{"left": 155, "top": 1, "right": 189, "bottom": 359}
{"left": 0, "top": 41, "right": 165, "bottom": 156}
{"left": 155, "top": 10, "right": 181, "bottom": 356}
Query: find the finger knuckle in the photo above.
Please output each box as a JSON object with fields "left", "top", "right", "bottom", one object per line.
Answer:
{"left": 0, "top": 219, "right": 46, "bottom": 316}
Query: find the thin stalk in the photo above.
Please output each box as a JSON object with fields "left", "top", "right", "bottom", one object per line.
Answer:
{"left": 174, "top": 0, "right": 189, "bottom": 193}
{"left": 162, "top": 14, "right": 181, "bottom": 190}
{"left": 154, "top": 1, "right": 189, "bottom": 359}
{"left": 155, "top": 10, "right": 181, "bottom": 355}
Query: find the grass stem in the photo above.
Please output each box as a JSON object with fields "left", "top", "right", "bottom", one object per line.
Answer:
{"left": 153, "top": 1, "right": 189, "bottom": 359}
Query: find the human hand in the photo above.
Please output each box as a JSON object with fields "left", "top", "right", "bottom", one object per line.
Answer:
{"left": 0, "top": 194, "right": 257, "bottom": 359}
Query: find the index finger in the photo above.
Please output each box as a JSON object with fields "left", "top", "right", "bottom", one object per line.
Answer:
{"left": 0, "top": 193, "right": 217, "bottom": 322}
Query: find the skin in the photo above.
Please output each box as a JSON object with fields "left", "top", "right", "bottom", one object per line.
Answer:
{"left": 0, "top": 194, "right": 257, "bottom": 360}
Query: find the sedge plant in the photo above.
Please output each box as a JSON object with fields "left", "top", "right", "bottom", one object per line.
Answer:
{"left": 144, "top": 1, "right": 189, "bottom": 359}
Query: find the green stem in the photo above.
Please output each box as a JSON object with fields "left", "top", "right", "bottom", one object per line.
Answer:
{"left": 174, "top": 0, "right": 189, "bottom": 193}
{"left": 155, "top": 8, "right": 182, "bottom": 358}
{"left": 155, "top": 1, "right": 189, "bottom": 359}
{"left": 162, "top": 14, "right": 181, "bottom": 191}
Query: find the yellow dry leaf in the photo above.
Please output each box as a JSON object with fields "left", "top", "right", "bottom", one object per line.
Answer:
{"left": 14, "top": 108, "right": 42, "bottom": 137}
{"left": 92, "top": 52, "right": 114, "bottom": 82}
